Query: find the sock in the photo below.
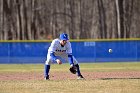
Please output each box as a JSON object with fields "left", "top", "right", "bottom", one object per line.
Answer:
{"left": 75, "top": 64, "right": 81, "bottom": 76}
{"left": 44, "top": 65, "right": 50, "bottom": 77}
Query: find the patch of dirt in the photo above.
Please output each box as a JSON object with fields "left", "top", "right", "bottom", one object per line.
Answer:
{"left": 1, "top": 71, "right": 140, "bottom": 80}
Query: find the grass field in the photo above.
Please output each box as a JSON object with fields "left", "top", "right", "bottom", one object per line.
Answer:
{"left": 0, "top": 62, "right": 140, "bottom": 93}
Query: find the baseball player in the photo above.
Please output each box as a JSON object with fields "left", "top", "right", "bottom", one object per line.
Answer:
{"left": 44, "top": 33, "right": 84, "bottom": 80}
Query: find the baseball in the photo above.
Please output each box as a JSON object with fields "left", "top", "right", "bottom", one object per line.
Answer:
{"left": 108, "top": 49, "right": 113, "bottom": 53}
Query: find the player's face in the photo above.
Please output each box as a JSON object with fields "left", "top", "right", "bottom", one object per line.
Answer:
{"left": 60, "top": 40, "right": 67, "bottom": 46}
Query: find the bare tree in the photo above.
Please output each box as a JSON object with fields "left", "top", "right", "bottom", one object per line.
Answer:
{"left": 0, "top": 0, "right": 140, "bottom": 40}
{"left": 115, "top": 0, "right": 121, "bottom": 38}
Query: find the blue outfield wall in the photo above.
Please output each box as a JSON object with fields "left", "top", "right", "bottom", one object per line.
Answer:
{"left": 0, "top": 40, "right": 140, "bottom": 64}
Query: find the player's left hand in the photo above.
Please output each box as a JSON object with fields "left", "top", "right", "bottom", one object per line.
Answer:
{"left": 56, "top": 59, "right": 62, "bottom": 65}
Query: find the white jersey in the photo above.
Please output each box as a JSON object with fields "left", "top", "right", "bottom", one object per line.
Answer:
{"left": 48, "top": 39, "right": 72, "bottom": 56}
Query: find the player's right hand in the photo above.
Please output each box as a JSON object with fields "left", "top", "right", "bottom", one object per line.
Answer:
{"left": 56, "top": 59, "right": 62, "bottom": 65}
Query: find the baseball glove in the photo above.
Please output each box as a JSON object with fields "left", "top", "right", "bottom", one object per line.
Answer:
{"left": 69, "top": 66, "right": 77, "bottom": 74}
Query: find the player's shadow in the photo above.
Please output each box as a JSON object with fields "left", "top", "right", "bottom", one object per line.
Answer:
{"left": 99, "top": 78, "right": 140, "bottom": 80}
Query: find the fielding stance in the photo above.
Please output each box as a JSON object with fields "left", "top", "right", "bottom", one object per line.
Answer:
{"left": 44, "top": 33, "right": 84, "bottom": 80}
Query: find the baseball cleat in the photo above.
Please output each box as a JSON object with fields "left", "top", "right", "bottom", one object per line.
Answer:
{"left": 77, "top": 75, "right": 85, "bottom": 80}
{"left": 44, "top": 75, "right": 49, "bottom": 80}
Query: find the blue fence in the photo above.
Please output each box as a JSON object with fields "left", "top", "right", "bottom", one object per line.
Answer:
{"left": 0, "top": 40, "right": 140, "bottom": 63}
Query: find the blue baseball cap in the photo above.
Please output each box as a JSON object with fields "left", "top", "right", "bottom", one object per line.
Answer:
{"left": 59, "top": 33, "right": 69, "bottom": 40}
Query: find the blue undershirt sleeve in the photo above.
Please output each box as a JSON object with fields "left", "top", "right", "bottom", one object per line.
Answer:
{"left": 68, "top": 54, "right": 74, "bottom": 66}
{"left": 50, "top": 52, "right": 57, "bottom": 61}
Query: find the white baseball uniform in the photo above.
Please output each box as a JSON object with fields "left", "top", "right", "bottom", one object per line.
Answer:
{"left": 45, "top": 39, "right": 78, "bottom": 65}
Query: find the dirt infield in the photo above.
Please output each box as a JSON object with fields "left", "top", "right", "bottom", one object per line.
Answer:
{"left": 1, "top": 71, "right": 140, "bottom": 80}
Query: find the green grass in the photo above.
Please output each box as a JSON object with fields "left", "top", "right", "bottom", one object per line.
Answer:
{"left": 0, "top": 79, "right": 140, "bottom": 93}
{"left": 0, "top": 62, "right": 140, "bottom": 72}
{"left": 80, "top": 62, "right": 140, "bottom": 72}
{"left": 0, "top": 64, "right": 43, "bottom": 72}
{"left": 0, "top": 62, "right": 140, "bottom": 93}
